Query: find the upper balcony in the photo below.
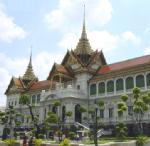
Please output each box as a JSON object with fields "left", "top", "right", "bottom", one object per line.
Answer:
{"left": 41, "top": 83, "right": 87, "bottom": 101}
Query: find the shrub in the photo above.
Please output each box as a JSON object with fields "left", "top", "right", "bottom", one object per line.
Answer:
{"left": 136, "top": 135, "right": 148, "bottom": 146}
{"left": 68, "top": 132, "right": 76, "bottom": 140}
{"left": 115, "top": 122, "right": 127, "bottom": 141}
{"left": 59, "top": 138, "right": 70, "bottom": 146}
{"left": 4, "top": 138, "right": 19, "bottom": 146}
{"left": 38, "top": 134, "right": 44, "bottom": 139}
{"left": 33, "top": 138, "right": 42, "bottom": 146}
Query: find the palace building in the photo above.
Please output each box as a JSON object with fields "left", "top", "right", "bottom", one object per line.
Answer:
{"left": 5, "top": 13, "right": 150, "bottom": 135}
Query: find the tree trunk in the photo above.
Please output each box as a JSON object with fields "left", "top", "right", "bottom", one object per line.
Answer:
{"left": 28, "top": 105, "right": 40, "bottom": 138}
{"left": 94, "top": 108, "right": 98, "bottom": 146}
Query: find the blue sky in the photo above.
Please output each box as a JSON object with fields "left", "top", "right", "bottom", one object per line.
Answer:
{"left": 1, "top": 0, "right": 150, "bottom": 106}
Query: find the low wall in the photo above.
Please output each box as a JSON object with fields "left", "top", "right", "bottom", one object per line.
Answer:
{"left": 1, "top": 140, "right": 150, "bottom": 146}
{"left": 144, "top": 140, "right": 150, "bottom": 146}
{"left": 0, "top": 141, "right": 7, "bottom": 146}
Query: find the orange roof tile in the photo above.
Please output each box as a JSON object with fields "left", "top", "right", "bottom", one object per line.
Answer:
{"left": 13, "top": 78, "right": 24, "bottom": 88}
{"left": 55, "top": 64, "right": 70, "bottom": 75}
{"left": 29, "top": 80, "right": 54, "bottom": 91}
{"left": 98, "top": 55, "right": 150, "bottom": 74}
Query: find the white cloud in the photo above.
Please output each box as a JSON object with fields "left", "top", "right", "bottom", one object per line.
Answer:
{"left": 44, "top": 0, "right": 113, "bottom": 30}
{"left": 88, "top": 0, "right": 113, "bottom": 25}
{"left": 44, "top": 9, "right": 64, "bottom": 29}
{"left": 0, "top": 51, "right": 64, "bottom": 106}
{"left": 0, "top": 68, "right": 11, "bottom": 106}
{"left": 144, "top": 47, "right": 150, "bottom": 55}
{"left": 122, "top": 31, "right": 141, "bottom": 45}
{"left": 0, "top": 3, "right": 26, "bottom": 43}
{"left": 59, "top": 30, "right": 119, "bottom": 53}
{"left": 88, "top": 30, "right": 119, "bottom": 52}
{"left": 34, "top": 51, "right": 63, "bottom": 79}
{"left": 58, "top": 33, "right": 78, "bottom": 49}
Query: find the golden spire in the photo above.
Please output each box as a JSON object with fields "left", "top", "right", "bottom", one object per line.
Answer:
{"left": 81, "top": 4, "right": 87, "bottom": 39}
{"left": 23, "top": 51, "right": 37, "bottom": 81}
{"left": 74, "top": 4, "right": 93, "bottom": 55}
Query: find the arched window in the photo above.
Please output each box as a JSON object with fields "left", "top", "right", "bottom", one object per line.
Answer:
{"left": 90, "top": 84, "right": 96, "bottom": 95}
{"left": 62, "top": 106, "right": 66, "bottom": 122}
{"left": 75, "top": 104, "right": 82, "bottom": 123}
{"left": 126, "top": 77, "right": 134, "bottom": 90}
{"left": 77, "top": 85, "right": 80, "bottom": 90}
{"left": 98, "top": 82, "right": 105, "bottom": 94}
{"left": 37, "top": 94, "right": 41, "bottom": 103}
{"left": 32, "top": 95, "right": 36, "bottom": 104}
{"left": 44, "top": 108, "right": 46, "bottom": 118}
{"left": 107, "top": 80, "right": 114, "bottom": 93}
{"left": 136, "top": 75, "right": 144, "bottom": 88}
{"left": 116, "top": 78, "right": 124, "bottom": 91}
{"left": 146, "top": 73, "right": 150, "bottom": 86}
{"left": 52, "top": 106, "right": 57, "bottom": 114}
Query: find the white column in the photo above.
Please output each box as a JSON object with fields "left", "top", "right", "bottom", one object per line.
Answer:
{"left": 59, "top": 74, "right": 62, "bottom": 88}
{"left": 66, "top": 102, "right": 74, "bottom": 123}
{"left": 96, "top": 83, "right": 98, "bottom": 97}
{"left": 114, "top": 79, "right": 116, "bottom": 95}
{"left": 133, "top": 76, "right": 136, "bottom": 87}
{"left": 144, "top": 73, "right": 147, "bottom": 90}
{"left": 123, "top": 77, "right": 126, "bottom": 93}
{"left": 105, "top": 81, "right": 107, "bottom": 96}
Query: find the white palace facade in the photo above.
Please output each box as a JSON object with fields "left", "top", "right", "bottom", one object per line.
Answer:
{"left": 5, "top": 17, "right": 150, "bottom": 135}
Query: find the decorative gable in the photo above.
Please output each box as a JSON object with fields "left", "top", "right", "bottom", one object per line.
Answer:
{"left": 5, "top": 77, "right": 24, "bottom": 95}
{"left": 61, "top": 51, "right": 83, "bottom": 71}
{"left": 88, "top": 51, "right": 107, "bottom": 70}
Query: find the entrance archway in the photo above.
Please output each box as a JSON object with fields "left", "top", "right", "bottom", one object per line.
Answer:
{"left": 75, "top": 104, "right": 82, "bottom": 123}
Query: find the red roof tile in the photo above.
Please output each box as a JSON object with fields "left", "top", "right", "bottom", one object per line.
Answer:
{"left": 29, "top": 80, "right": 54, "bottom": 91}
{"left": 98, "top": 55, "right": 150, "bottom": 74}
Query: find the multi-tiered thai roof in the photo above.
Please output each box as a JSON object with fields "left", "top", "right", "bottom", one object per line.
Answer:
{"left": 5, "top": 8, "right": 150, "bottom": 95}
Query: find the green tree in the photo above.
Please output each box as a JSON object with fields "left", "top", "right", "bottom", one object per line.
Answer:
{"left": 65, "top": 111, "right": 72, "bottom": 122}
{"left": 116, "top": 122, "right": 127, "bottom": 140}
{"left": 117, "top": 87, "right": 150, "bottom": 135}
{"left": 79, "top": 106, "right": 87, "bottom": 113}
{"left": 19, "top": 94, "right": 40, "bottom": 138}
{"left": 44, "top": 100, "right": 62, "bottom": 142}
{"left": 0, "top": 106, "right": 21, "bottom": 139}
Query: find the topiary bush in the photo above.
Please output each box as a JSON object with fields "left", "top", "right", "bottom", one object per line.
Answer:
{"left": 59, "top": 138, "right": 70, "bottom": 146}
{"left": 68, "top": 132, "right": 76, "bottom": 140}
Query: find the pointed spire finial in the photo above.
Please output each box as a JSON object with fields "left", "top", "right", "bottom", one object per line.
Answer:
{"left": 22, "top": 47, "right": 37, "bottom": 82}
{"left": 83, "top": 3, "right": 85, "bottom": 27}
{"left": 29, "top": 46, "right": 32, "bottom": 67}
{"left": 74, "top": 4, "right": 93, "bottom": 56}
{"left": 81, "top": 3, "right": 87, "bottom": 39}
